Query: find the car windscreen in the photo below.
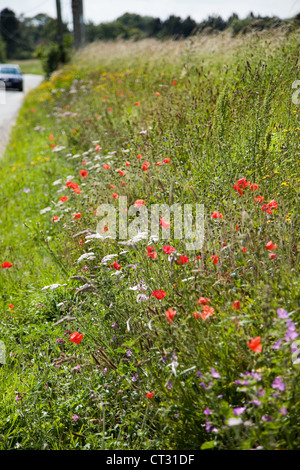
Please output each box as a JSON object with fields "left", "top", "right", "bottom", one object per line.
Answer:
{"left": 0, "top": 67, "right": 20, "bottom": 74}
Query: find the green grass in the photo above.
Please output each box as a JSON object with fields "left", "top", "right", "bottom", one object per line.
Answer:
{"left": 0, "top": 31, "right": 299, "bottom": 450}
{"left": 7, "top": 59, "right": 44, "bottom": 75}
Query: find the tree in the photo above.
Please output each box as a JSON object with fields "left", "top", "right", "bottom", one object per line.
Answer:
{"left": 0, "top": 8, "right": 21, "bottom": 59}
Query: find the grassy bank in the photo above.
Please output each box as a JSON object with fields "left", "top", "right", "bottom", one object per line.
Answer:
{"left": 0, "top": 31, "right": 299, "bottom": 450}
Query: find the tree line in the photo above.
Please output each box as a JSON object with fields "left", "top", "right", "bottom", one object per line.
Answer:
{"left": 1, "top": 8, "right": 299, "bottom": 62}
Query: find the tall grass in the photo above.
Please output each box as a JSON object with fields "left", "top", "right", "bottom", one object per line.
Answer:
{"left": 0, "top": 30, "right": 299, "bottom": 450}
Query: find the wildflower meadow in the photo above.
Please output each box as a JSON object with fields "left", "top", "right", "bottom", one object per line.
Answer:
{"left": 0, "top": 31, "right": 299, "bottom": 450}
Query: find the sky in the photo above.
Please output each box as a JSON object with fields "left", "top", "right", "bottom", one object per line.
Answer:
{"left": 1, "top": 0, "right": 299, "bottom": 26}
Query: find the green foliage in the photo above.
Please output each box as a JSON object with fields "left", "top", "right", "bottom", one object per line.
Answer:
{"left": 0, "top": 31, "right": 299, "bottom": 450}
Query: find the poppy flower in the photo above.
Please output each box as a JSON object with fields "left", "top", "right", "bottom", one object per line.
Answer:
{"left": 197, "top": 297, "right": 211, "bottom": 305}
{"left": 121, "top": 181, "right": 126, "bottom": 186}
{"left": 110, "top": 184, "right": 116, "bottom": 189}
{"left": 165, "top": 308, "right": 176, "bottom": 324}
{"left": 1, "top": 262, "right": 13, "bottom": 268}
{"left": 242, "top": 247, "right": 247, "bottom": 253}
{"left": 250, "top": 183, "right": 258, "bottom": 191}
{"left": 151, "top": 290, "right": 166, "bottom": 300}
{"left": 176, "top": 255, "right": 189, "bottom": 265}
{"left": 247, "top": 336, "right": 262, "bottom": 353}
{"left": 107, "top": 107, "right": 112, "bottom": 111}
{"left": 254, "top": 196, "right": 264, "bottom": 203}
{"left": 147, "top": 246, "right": 157, "bottom": 259}
{"left": 125, "top": 161, "right": 130, "bottom": 166}
{"left": 49, "top": 134, "right": 54, "bottom": 140}
{"left": 79, "top": 170, "right": 88, "bottom": 178}
{"left": 197, "top": 255, "right": 201, "bottom": 259}
{"left": 103, "top": 164, "right": 110, "bottom": 170}
{"left": 59, "top": 196, "right": 68, "bottom": 202}
{"left": 162, "top": 245, "right": 175, "bottom": 254}
{"left": 111, "top": 262, "right": 121, "bottom": 270}
{"left": 142, "top": 161, "right": 150, "bottom": 171}
{"left": 160, "top": 218, "right": 170, "bottom": 229}
{"left": 137, "top": 154, "right": 142, "bottom": 159}
{"left": 211, "top": 211, "right": 223, "bottom": 219}
{"left": 69, "top": 332, "right": 83, "bottom": 344}
{"left": 66, "top": 181, "right": 79, "bottom": 190}
{"left": 193, "top": 311, "right": 202, "bottom": 319}
{"left": 200, "top": 305, "right": 215, "bottom": 320}
{"left": 102, "top": 226, "right": 108, "bottom": 232}
{"left": 73, "top": 213, "right": 81, "bottom": 220}
{"left": 146, "top": 392, "right": 154, "bottom": 399}
{"left": 163, "top": 158, "right": 170, "bottom": 164}
{"left": 9, "top": 304, "right": 14, "bottom": 309}
{"left": 118, "top": 169, "right": 126, "bottom": 176}
{"left": 173, "top": 80, "right": 177, "bottom": 85}
{"left": 73, "top": 188, "right": 82, "bottom": 194}
{"left": 94, "top": 145, "right": 101, "bottom": 151}
{"left": 155, "top": 92, "right": 160, "bottom": 96}
{"left": 270, "top": 253, "right": 277, "bottom": 259}
{"left": 135, "top": 102, "right": 140, "bottom": 106}
{"left": 134, "top": 199, "right": 146, "bottom": 208}
{"left": 112, "top": 193, "right": 119, "bottom": 199}
{"left": 156, "top": 161, "right": 162, "bottom": 166}
{"left": 51, "top": 216, "right": 59, "bottom": 222}
{"left": 265, "top": 240, "right": 277, "bottom": 250}
{"left": 233, "top": 300, "right": 241, "bottom": 310}
{"left": 211, "top": 255, "right": 219, "bottom": 264}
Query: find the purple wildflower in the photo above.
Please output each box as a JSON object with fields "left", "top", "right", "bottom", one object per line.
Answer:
{"left": 277, "top": 309, "right": 289, "bottom": 319}
{"left": 72, "top": 414, "right": 79, "bottom": 422}
{"left": 204, "top": 408, "right": 212, "bottom": 415}
{"left": 233, "top": 407, "right": 247, "bottom": 416}
{"left": 211, "top": 368, "right": 221, "bottom": 379}
{"left": 272, "top": 339, "right": 282, "bottom": 350}
{"left": 280, "top": 407, "right": 287, "bottom": 415}
{"left": 272, "top": 377, "right": 285, "bottom": 392}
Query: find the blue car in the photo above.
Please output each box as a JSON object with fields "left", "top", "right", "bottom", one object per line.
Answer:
{"left": 0, "top": 64, "right": 23, "bottom": 91}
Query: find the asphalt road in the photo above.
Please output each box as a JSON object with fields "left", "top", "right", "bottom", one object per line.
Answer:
{"left": 0, "top": 74, "right": 44, "bottom": 158}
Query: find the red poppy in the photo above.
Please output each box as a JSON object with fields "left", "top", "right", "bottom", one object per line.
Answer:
{"left": 59, "top": 196, "right": 68, "bottom": 202}
{"left": 197, "top": 255, "right": 201, "bottom": 259}
{"left": 160, "top": 218, "right": 170, "bottom": 229}
{"left": 73, "top": 188, "right": 82, "bottom": 194}
{"left": 242, "top": 247, "right": 247, "bottom": 253}
{"left": 107, "top": 107, "right": 112, "bottom": 111}
{"left": 254, "top": 195, "right": 264, "bottom": 203}
{"left": 118, "top": 169, "right": 126, "bottom": 176}
{"left": 134, "top": 199, "right": 146, "bottom": 208}
{"left": 146, "top": 392, "right": 154, "bottom": 399}
{"left": 135, "top": 102, "right": 140, "bottom": 106}
{"left": 103, "top": 164, "right": 110, "bottom": 170}
{"left": 151, "top": 290, "right": 166, "bottom": 300}
{"left": 51, "top": 216, "right": 59, "bottom": 222}
{"left": 163, "top": 158, "right": 170, "bottom": 164}
{"left": 66, "top": 181, "right": 79, "bottom": 190}
{"left": 73, "top": 213, "right": 81, "bottom": 220}
{"left": 111, "top": 261, "right": 121, "bottom": 270}
{"left": 247, "top": 336, "right": 262, "bottom": 353}
{"left": 1, "top": 262, "right": 13, "bottom": 268}
{"left": 211, "top": 211, "right": 223, "bottom": 219}
{"left": 211, "top": 255, "right": 219, "bottom": 264}
{"left": 200, "top": 305, "right": 215, "bottom": 320}
{"left": 193, "top": 311, "right": 202, "bottom": 319}
{"left": 265, "top": 240, "right": 277, "bottom": 250}
{"left": 125, "top": 161, "right": 130, "bottom": 166}
{"left": 121, "top": 181, "right": 126, "bottom": 186}
{"left": 137, "top": 154, "right": 142, "bottom": 159}
{"left": 112, "top": 193, "right": 119, "bottom": 199}
{"left": 233, "top": 300, "right": 241, "bottom": 310}
{"left": 250, "top": 183, "right": 258, "bottom": 191}
{"left": 156, "top": 161, "right": 162, "bottom": 166}
{"left": 147, "top": 246, "right": 157, "bottom": 259}
{"left": 197, "top": 297, "right": 211, "bottom": 305}
{"left": 69, "top": 332, "right": 83, "bottom": 344}
{"left": 270, "top": 253, "right": 276, "bottom": 259}
{"left": 155, "top": 92, "right": 160, "bottom": 96}
{"left": 165, "top": 308, "right": 176, "bottom": 324}
{"left": 94, "top": 145, "right": 101, "bottom": 151}
{"left": 49, "top": 134, "right": 54, "bottom": 140}
{"left": 79, "top": 170, "right": 88, "bottom": 178}
{"left": 173, "top": 80, "right": 177, "bottom": 85}
{"left": 9, "top": 304, "right": 14, "bottom": 309}
{"left": 162, "top": 245, "right": 175, "bottom": 254}
{"left": 176, "top": 255, "right": 189, "bottom": 265}
{"left": 142, "top": 161, "right": 150, "bottom": 171}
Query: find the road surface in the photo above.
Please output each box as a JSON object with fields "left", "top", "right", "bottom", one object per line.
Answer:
{"left": 0, "top": 74, "right": 44, "bottom": 159}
